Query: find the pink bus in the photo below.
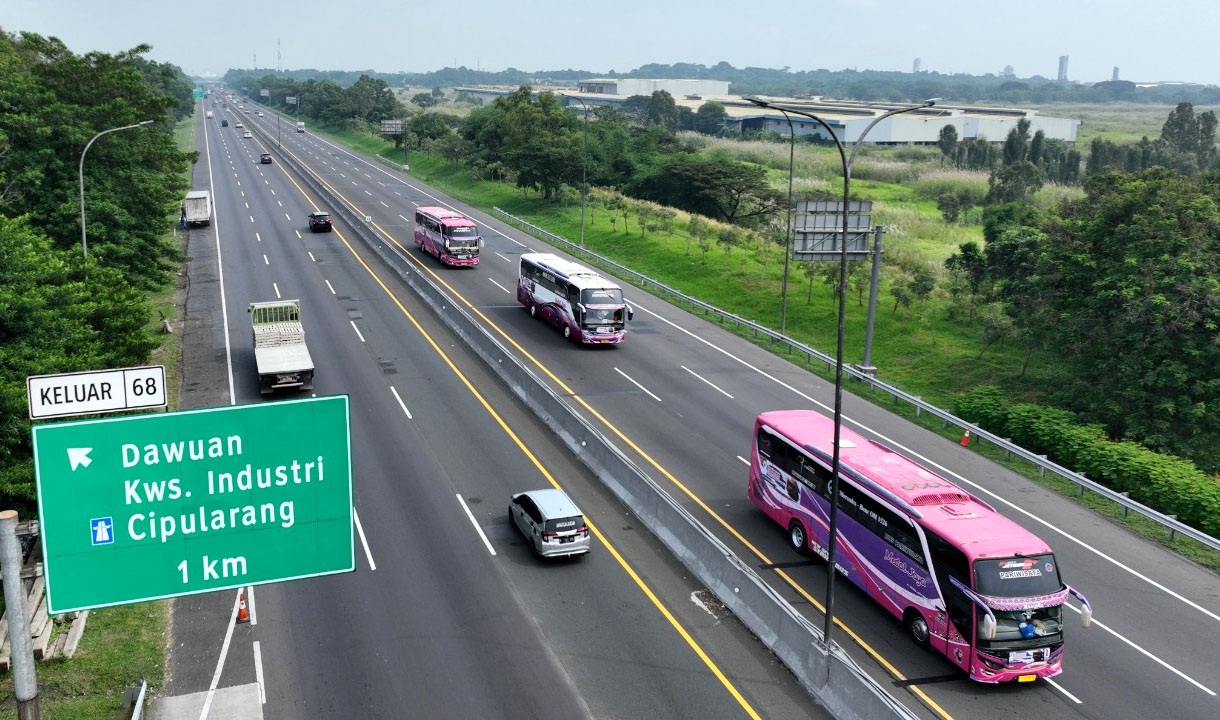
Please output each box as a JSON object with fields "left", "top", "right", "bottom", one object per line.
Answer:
{"left": 414, "top": 206, "right": 481, "bottom": 266}
{"left": 747, "top": 410, "right": 1092, "bottom": 683}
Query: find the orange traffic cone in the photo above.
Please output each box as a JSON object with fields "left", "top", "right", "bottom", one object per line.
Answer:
{"left": 237, "top": 590, "right": 250, "bottom": 624}
{"left": 960, "top": 430, "right": 971, "bottom": 447}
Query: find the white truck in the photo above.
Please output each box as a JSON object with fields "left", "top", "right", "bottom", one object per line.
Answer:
{"left": 182, "top": 190, "right": 211, "bottom": 227}
{"left": 249, "top": 300, "right": 315, "bottom": 395}
{"left": 206, "top": 110, "right": 214, "bottom": 119}
{"left": 296, "top": 121, "right": 305, "bottom": 133}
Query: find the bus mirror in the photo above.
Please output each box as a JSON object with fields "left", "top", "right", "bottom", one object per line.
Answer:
{"left": 478, "top": 237, "right": 485, "bottom": 249}
{"left": 981, "top": 614, "right": 996, "bottom": 640}
{"left": 626, "top": 304, "right": 634, "bottom": 321}
{"left": 1080, "top": 604, "right": 1092, "bottom": 628}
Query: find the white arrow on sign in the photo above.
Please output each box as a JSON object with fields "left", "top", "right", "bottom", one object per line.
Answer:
{"left": 67, "top": 447, "right": 93, "bottom": 471}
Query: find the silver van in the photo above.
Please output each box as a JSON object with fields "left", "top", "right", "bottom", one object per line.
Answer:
{"left": 509, "top": 488, "right": 590, "bottom": 558}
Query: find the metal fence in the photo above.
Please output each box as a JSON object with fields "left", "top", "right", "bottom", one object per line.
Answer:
{"left": 492, "top": 207, "right": 1220, "bottom": 553}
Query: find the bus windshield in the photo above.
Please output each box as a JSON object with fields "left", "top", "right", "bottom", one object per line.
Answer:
{"left": 581, "top": 288, "right": 623, "bottom": 305}
{"left": 974, "top": 555, "right": 1061, "bottom": 597}
{"left": 445, "top": 225, "right": 477, "bottom": 238}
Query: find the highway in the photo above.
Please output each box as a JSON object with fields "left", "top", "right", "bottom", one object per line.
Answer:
{"left": 228, "top": 95, "right": 1220, "bottom": 720}
{"left": 160, "top": 100, "right": 823, "bottom": 719}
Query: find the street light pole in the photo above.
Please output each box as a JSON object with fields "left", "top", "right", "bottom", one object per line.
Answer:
{"left": 79, "top": 119, "right": 155, "bottom": 263}
{"left": 561, "top": 93, "right": 589, "bottom": 247}
{"left": 775, "top": 109, "right": 795, "bottom": 336}
{"left": 743, "top": 95, "right": 936, "bottom": 651}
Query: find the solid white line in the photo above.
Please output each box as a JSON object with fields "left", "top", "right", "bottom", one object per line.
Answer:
{"left": 390, "top": 386, "right": 413, "bottom": 419}
{"left": 1044, "top": 677, "right": 1081, "bottom": 704}
{"left": 308, "top": 251, "right": 316, "bottom": 262}
{"left": 495, "top": 252, "right": 511, "bottom": 262}
{"left": 681, "top": 365, "right": 734, "bottom": 398}
{"left": 489, "top": 278, "right": 511, "bottom": 294}
{"left": 615, "top": 367, "right": 662, "bottom": 402}
{"left": 272, "top": 282, "right": 280, "bottom": 299}
{"left": 247, "top": 584, "right": 257, "bottom": 626}
{"left": 253, "top": 640, "right": 266, "bottom": 704}
{"left": 196, "top": 590, "right": 242, "bottom": 720}
{"left": 200, "top": 106, "right": 236, "bottom": 405}
{"left": 457, "top": 494, "right": 496, "bottom": 556}
{"left": 631, "top": 300, "right": 1220, "bottom": 626}
{"left": 737, "top": 455, "right": 749, "bottom": 465}
{"left": 398, "top": 214, "right": 410, "bottom": 222}
{"left": 350, "top": 321, "right": 365, "bottom": 343}
{"left": 353, "top": 508, "right": 376, "bottom": 570}
{"left": 325, "top": 279, "right": 336, "bottom": 295}
{"left": 262, "top": 254, "right": 269, "bottom": 265}
{"left": 255, "top": 232, "right": 261, "bottom": 242}
{"left": 1062, "top": 603, "right": 1213, "bottom": 694}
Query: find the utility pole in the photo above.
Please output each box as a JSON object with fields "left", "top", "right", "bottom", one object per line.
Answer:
{"left": 1, "top": 510, "right": 40, "bottom": 719}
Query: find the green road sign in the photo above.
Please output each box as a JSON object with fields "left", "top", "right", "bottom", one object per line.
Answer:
{"left": 32, "top": 395, "right": 353, "bottom": 614}
{"left": 193, "top": 90, "right": 204, "bottom": 99}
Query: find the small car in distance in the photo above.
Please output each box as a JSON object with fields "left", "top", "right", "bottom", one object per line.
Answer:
{"left": 234, "top": 121, "right": 243, "bottom": 128}
{"left": 307, "top": 211, "right": 332, "bottom": 232}
{"left": 242, "top": 131, "right": 253, "bottom": 139}
{"left": 257, "top": 111, "right": 264, "bottom": 117}
{"left": 221, "top": 119, "right": 229, "bottom": 127}
{"left": 509, "top": 488, "right": 590, "bottom": 558}
{"left": 260, "top": 152, "right": 272, "bottom": 164}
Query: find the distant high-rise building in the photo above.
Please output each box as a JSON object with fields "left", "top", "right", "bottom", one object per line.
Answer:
{"left": 1003, "top": 64, "right": 1015, "bottom": 78}
{"left": 1112, "top": 66, "right": 1120, "bottom": 81}
{"left": 913, "top": 58, "right": 921, "bottom": 73}
{"left": 1057, "top": 55, "right": 1069, "bottom": 82}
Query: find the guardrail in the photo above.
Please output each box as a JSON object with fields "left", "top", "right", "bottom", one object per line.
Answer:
{"left": 269, "top": 133, "right": 919, "bottom": 720}
{"left": 374, "top": 154, "right": 409, "bottom": 172}
{"left": 491, "top": 207, "right": 1220, "bottom": 554}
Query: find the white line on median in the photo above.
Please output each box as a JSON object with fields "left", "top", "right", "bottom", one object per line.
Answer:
{"left": 390, "top": 386, "right": 413, "bottom": 419}
{"left": 253, "top": 640, "right": 266, "bottom": 704}
{"left": 196, "top": 590, "right": 242, "bottom": 720}
{"left": 681, "top": 365, "right": 734, "bottom": 399}
{"left": 350, "top": 321, "right": 365, "bottom": 343}
{"left": 614, "top": 367, "right": 662, "bottom": 402}
{"left": 456, "top": 494, "right": 496, "bottom": 556}
{"left": 353, "top": 507, "right": 376, "bottom": 571}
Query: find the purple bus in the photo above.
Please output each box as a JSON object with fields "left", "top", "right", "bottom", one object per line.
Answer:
{"left": 748, "top": 410, "right": 1092, "bottom": 683}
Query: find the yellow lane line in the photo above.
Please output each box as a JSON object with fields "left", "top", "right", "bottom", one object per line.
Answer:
{"left": 267, "top": 147, "right": 764, "bottom": 720}
{"left": 275, "top": 141, "right": 955, "bottom": 720}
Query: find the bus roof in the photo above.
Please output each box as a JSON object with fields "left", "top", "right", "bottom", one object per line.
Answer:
{"left": 521, "top": 253, "right": 623, "bottom": 292}
{"left": 416, "top": 206, "right": 477, "bottom": 227}
{"left": 757, "top": 410, "right": 1053, "bottom": 561}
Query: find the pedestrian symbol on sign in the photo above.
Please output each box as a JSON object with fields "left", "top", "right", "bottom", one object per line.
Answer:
{"left": 90, "top": 517, "right": 114, "bottom": 546}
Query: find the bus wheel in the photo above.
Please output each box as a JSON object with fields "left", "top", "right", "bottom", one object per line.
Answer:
{"left": 529, "top": 303, "right": 537, "bottom": 318}
{"left": 788, "top": 520, "right": 810, "bottom": 555}
{"left": 905, "top": 610, "right": 932, "bottom": 651}
{"left": 563, "top": 324, "right": 572, "bottom": 340}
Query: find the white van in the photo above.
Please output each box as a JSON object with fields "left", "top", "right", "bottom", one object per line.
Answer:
{"left": 296, "top": 122, "right": 305, "bottom": 133}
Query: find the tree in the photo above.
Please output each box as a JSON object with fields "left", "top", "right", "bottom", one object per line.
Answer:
{"left": 635, "top": 157, "right": 783, "bottom": 225}
{"left": 997, "top": 168, "right": 1220, "bottom": 470}
{"left": 944, "top": 241, "right": 986, "bottom": 320}
{"left": 1001, "top": 118, "right": 1031, "bottom": 166}
{"left": 622, "top": 95, "right": 652, "bottom": 122}
{"left": 411, "top": 112, "right": 452, "bottom": 148}
{"left": 716, "top": 226, "right": 739, "bottom": 264}
{"left": 694, "top": 102, "right": 728, "bottom": 135}
{"left": 647, "top": 90, "right": 678, "bottom": 130}
{"left": 412, "top": 92, "right": 438, "bottom": 108}
{"left": 937, "top": 124, "right": 958, "bottom": 163}
{"left": 987, "top": 160, "right": 1043, "bottom": 204}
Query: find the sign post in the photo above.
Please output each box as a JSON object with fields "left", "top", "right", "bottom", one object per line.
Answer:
{"left": 32, "top": 395, "right": 354, "bottom": 614}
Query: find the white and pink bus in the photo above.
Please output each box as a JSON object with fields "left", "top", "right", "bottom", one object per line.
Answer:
{"left": 748, "top": 410, "right": 1092, "bottom": 683}
{"left": 414, "top": 206, "right": 481, "bottom": 267}
{"left": 517, "top": 253, "right": 632, "bottom": 344}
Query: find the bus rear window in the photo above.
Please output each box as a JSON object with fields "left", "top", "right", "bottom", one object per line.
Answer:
{"left": 974, "top": 555, "right": 1061, "bottom": 597}
{"left": 581, "top": 288, "right": 623, "bottom": 305}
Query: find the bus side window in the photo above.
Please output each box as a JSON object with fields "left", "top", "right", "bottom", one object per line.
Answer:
{"left": 567, "top": 285, "right": 579, "bottom": 305}
{"left": 756, "top": 429, "right": 773, "bottom": 460}
{"left": 415, "top": 212, "right": 424, "bottom": 226}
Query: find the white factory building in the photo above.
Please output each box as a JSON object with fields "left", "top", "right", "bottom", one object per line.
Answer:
{"left": 453, "top": 80, "right": 1081, "bottom": 144}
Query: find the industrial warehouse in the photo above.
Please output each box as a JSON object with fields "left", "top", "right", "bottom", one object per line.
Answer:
{"left": 455, "top": 77, "right": 1081, "bottom": 144}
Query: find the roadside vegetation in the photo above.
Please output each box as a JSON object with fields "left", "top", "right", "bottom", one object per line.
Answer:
{"left": 0, "top": 30, "right": 188, "bottom": 717}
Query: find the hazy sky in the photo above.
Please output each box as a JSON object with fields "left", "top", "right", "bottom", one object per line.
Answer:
{"left": 5, "top": 0, "right": 1217, "bottom": 85}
